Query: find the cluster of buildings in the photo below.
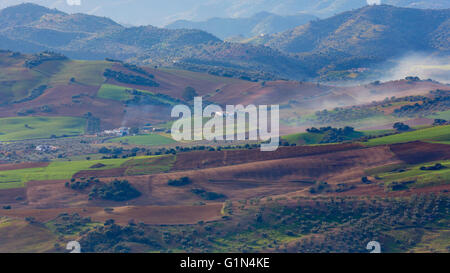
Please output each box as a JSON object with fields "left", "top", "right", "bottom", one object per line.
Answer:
{"left": 98, "top": 126, "right": 165, "bottom": 137}
{"left": 100, "top": 127, "right": 130, "bottom": 137}
{"left": 35, "top": 145, "right": 58, "bottom": 152}
{"left": 140, "top": 126, "right": 164, "bottom": 134}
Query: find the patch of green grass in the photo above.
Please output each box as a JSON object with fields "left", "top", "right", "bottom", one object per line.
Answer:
{"left": 365, "top": 125, "right": 450, "bottom": 146}
{"left": 0, "top": 65, "right": 48, "bottom": 104}
{"left": 0, "top": 116, "right": 85, "bottom": 141}
{"left": 427, "top": 110, "right": 450, "bottom": 121}
{"left": 282, "top": 132, "right": 324, "bottom": 145}
{"left": 48, "top": 60, "right": 111, "bottom": 86}
{"left": 123, "top": 155, "right": 176, "bottom": 175}
{"left": 97, "top": 83, "right": 178, "bottom": 106}
{"left": 282, "top": 129, "right": 369, "bottom": 145}
{"left": 361, "top": 129, "right": 396, "bottom": 136}
{"left": 97, "top": 84, "right": 133, "bottom": 101}
{"left": 0, "top": 58, "right": 110, "bottom": 105}
{"left": 108, "top": 134, "right": 176, "bottom": 146}
{"left": 432, "top": 141, "right": 450, "bottom": 145}
{"left": 374, "top": 160, "right": 450, "bottom": 189}
{"left": 0, "top": 156, "right": 153, "bottom": 189}
{"left": 364, "top": 163, "right": 409, "bottom": 176}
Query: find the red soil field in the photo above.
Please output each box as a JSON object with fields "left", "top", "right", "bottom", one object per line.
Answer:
{"left": 389, "top": 141, "right": 450, "bottom": 164}
{"left": 0, "top": 162, "right": 48, "bottom": 171}
{"left": 211, "top": 80, "right": 332, "bottom": 105}
{"left": 108, "top": 64, "right": 242, "bottom": 100}
{"left": 3, "top": 145, "right": 394, "bottom": 209}
{"left": 146, "top": 145, "right": 398, "bottom": 201}
{"left": 173, "top": 143, "right": 363, "bottom": 171}
{"left": 0, "top": 187, "right": 26, "bottom": 204}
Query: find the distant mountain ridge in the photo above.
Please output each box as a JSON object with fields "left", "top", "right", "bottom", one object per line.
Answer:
{"left": 258, "top": 5, "right": 450, "bottom": 54}
{"left": 0, "top": 3, "right": 220, "bottom": 60}
{"left": 0, "top": 3, "right": 310, "bottom": 81}
{"left": 1, "top": 0, "right": 449, "bottom": 26}
{"left": 0, "top": 3, "right": 448, "bottom": 82}
{"left": 247, "top": 4, "right": 450, "bottom": 78}
{"left": 166, "top": 12, "right": 317, "bottom": 40}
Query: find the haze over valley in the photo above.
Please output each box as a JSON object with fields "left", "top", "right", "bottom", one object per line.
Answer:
{"left": 0, "top": 1, "right": 449, "bottom": 255}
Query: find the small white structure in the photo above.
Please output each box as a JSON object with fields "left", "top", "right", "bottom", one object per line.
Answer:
{"left": 36, "top": 145, "right": 58, "bottom": 152}
{"left": 100, "top": 127, "right": 130, "bottom": 137}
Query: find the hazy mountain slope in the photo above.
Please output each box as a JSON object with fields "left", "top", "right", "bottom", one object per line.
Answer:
{"left": 0, "top": 3, "right": 308, "bottom": 81}
{"left": 1, "top": 4, "right": 448, "bottom": 81}
{"left": 0, "top": 50, "right": 326, "bottom": 128}
{"left": 145, "top": 42, "right": 311, "bottom": 80}
{"left": 261, "top": 5, "right": 450, "bottom": 54}
{"left": 2, "top": 49, "right": 447, "bottom": 131}
{"left": 1, "top": 0, "right": 449, "bottom": 26}
{"left": 250, "top": 5, "right": 450, "bottom": 76}
{"left": 0, "top": 4, "right": 220, "bottom": 59}
{"left": 0, "top": 2, "right": 63, "bottom": 28}
{"left": 166, "top": 12, "right": 317, "bottom": 39}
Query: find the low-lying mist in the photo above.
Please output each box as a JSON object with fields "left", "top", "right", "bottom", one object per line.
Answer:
{"left": 380, "top": 52, "right": 450, "bottom": 84}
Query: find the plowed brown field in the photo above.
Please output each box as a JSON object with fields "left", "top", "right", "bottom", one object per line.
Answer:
{"left": 389, "top": 141, "right": 450, "bottom": 164}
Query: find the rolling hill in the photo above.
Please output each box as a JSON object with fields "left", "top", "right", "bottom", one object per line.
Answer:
{"left": 0, "top": 4, "right": 448, "bottom": 81}
{"left": 1, "top": 1, "right": 450, "bottom": 255}
{"left": 2, "top": 0, "right": 448, "bottom": 26}
{"left": 1, "top": 49, "right": 449, "bottom": 139}
{"left": 0, "top": 3, "right": 310, "bottom": 81}
{"left": 250, "top": 5, "right": 450, "bottom": 75}
{"left": 0, "top": 3, "right": 220, "bottom": 61}
{"left": 166, "top": 12, "right": 317, "bottom": 40}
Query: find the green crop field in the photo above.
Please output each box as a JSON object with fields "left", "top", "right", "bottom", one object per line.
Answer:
{"left": 373, "top": 160, "right": 450, "bottom": 189}
{"left": 282, "top": 132, "right": 325, "bottom": 145}
{"left": 123, "top": 155, "right": 176, "bottom": 175}
{"left": 108, "top": 134, "right": 176, "bottom": 146}
{"left": 97, "top": 84, "right": 133, "bottom": 101}
{"left": 282, "top": 129, "right": 377, "bottom": 145}
{"left": 0, "top": 116, "right": 85, "bottom": 141}
{"left": 365, "top": 125, "right": 450, "bottom": 146}
{"left": 0, "top": 156, "right": 154, "bottom": 189}
{"left": 48, "top": 60, "right": 111, "bottom": 86}
{"left": 97, "top": 83, "right": 177, "bottom": 105}
{"left": 428, "top": 110, "right": 450, "bottom": 121}
{"left": 0, "top": 56, "right": 111, "bottom": 105}
{"left": 0, "top": 61, "right": 48, "bottom": 104}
